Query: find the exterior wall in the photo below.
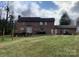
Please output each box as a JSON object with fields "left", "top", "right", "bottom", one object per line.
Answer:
{"left": 15, "top": 21, "right": 54, "bottom": 35}
{"left": 76, "top": 27, "right": 79, "bottom": 34}
{"left": 54, "top": 28, "right": 76, "bottom": 35}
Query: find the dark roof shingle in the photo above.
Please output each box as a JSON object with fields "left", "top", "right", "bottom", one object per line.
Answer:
{"left": 17, "top": 17, "right": 55, "bottom": 22}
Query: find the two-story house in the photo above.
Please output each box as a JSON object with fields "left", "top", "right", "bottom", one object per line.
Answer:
{"left": 15, "top": 16, "right": 55, "bottom": 36}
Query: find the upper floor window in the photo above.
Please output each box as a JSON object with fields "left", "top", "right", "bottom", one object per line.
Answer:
{"left": 40, "top": 22, "right": 43, "bottom": 25}
{"left": 45, "top": 22, "right": 47, "bottom": 25}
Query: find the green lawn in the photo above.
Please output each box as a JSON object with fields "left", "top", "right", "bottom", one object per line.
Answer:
{"left": 0, "top": 35, "right": 79, "bottom": 57}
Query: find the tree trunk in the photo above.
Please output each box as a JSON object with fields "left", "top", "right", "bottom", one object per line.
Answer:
{"left": 12, "top": 27, "right": 14, "bottom": 40}
{"left": 2, "top": 28, "right": 5, "bottom": 41}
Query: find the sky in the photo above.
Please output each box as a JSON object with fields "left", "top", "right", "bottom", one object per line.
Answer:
{"left": 0, "top": 1, "right": 79, "bottom": 25}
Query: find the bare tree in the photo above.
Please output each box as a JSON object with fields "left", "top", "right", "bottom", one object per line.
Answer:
{"left": 9, "top": 14, "right": 14, "bottom": 40}
{"left": 2, "top": 5, "right": 10, "bottom": 41}
{"left": 5, "top": 6, "right": 9, "bottom": 34}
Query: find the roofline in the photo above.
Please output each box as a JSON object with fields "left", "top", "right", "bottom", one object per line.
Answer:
{"left": 17, "top": 17, "right": 55, "bottom": 22}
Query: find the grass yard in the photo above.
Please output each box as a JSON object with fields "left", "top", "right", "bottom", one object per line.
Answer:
{"left": 0, "top": 35, "right": 79, "bottom": 57}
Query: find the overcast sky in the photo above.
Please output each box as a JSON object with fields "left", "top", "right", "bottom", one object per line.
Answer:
{"left": 0, "top": 1, "right": 79, "bottom": 25}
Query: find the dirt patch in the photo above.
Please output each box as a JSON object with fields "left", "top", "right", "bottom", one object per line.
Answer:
{"left": 0, "top": 44, "right": 6, "bottom": 49}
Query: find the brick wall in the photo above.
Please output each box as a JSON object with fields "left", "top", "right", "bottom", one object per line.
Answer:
{"left": 15, "top": 21, "right": 54, "bottom": 34}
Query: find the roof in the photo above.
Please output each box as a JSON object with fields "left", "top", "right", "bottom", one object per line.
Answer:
{"left": 17, "top": 17, "right": 55, "bottom": 22}
{"left": 54, "top": 25, "right": 76, "bottom": 29}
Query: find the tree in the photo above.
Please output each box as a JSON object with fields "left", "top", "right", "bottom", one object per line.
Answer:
{"left": 9, "top": 14, "right": 14, "bottom": 40}
{"left": 60, "top": 12, "right": 71, "bottom": 25}
{"left": 2, "top": 18, "right": 6, "bottom": 41}
{"left": 1, "top": 5, "right": 10, "bottom": 41}
{"left": 0, "top": 5, "right": 15, "bottom": 40}
{"left": 5, "top": 6, "right": 9, "bottom": 34}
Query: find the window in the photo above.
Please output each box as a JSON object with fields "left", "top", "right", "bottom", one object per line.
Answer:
{"left": 51, "top": 29, "right": 53, "bottom": 34}
{"left": 45, "top": 22, "right": 47, "bottom": 25}
{"left": 63, "top": 29, "right": 66, "bottom": 33}
{"left": 26, "top": 26, "right": 32, "bottom": 33}
{"left": 55, "top": 29, "right": 57, "bottom": 34}
{"left": 40, "top": 22, "right": 43, "bottom": 25}
{"left": 77, "top": 27, "right": 79, "bottom": 32}
{"left": 20, "top": 27, "right": 24, "bottom": 30}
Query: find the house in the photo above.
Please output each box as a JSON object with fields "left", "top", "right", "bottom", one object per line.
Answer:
{"left": 15, "top": 16, "right": 55, "bottom": 36}
{"left": 15, "top": 12, "right": 77, "bottom": 36}
{"left": 76, "top": 17, "right": 79, "bottom": 34}
{"left": 54, "top": 25, "right": 76, "bottom": 35}
{"left": 54, "top": 12, "right": 76, "bottom": 35}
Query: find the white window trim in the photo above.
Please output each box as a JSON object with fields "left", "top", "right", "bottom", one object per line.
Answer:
{"left": 40, "top": 22, "right": 43, "bottom": 25}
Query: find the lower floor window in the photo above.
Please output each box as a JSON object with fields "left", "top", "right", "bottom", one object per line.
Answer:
{"left": 26, "top": 27, "right": 32, "bottom": 33}
{"left": 51, "top": 29, "right": 54, "bottom": 34}
{"left": 20, "top": 27, "right": 24, "bottom": 30}
{"left": 55, "top": 29, "right": 57, "bottom": 34}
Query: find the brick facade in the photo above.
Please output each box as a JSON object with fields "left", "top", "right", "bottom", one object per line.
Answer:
{"left": 54, "top": 25, "right": 76, "bottom": 35}
{"left": 15, "top": 17, "right": 55, "bottom": 35}
{"left": 15, "top": 16, "right": 76, "bottom": 35}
